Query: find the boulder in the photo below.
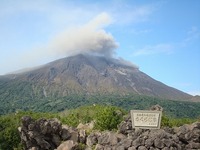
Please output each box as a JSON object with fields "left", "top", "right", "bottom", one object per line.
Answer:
{"left": 61, "top": 125, "right": 71, "bottom": 140}
{"left": 56, "top": 140, "right": 78, "bottom": 150}
{"left": 18, "top": 111, "right": 200, "bottom": 150}
{"left": 79, "top": 129, "right": 87, "bottom": 143}
{"left": 98, "top": 132, "right": 118, "bottom": 146}
{"left": 86, "top": 132, "right": 101, "bottom": 147}
{"left": 77, "top": 121, "right": 94, "bottom": 131}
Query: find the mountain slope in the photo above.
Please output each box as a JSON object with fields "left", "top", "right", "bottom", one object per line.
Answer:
{"left": 0, "top": 54, "right": 195, "bottom": 114}
{"left": 0, "top": 54, "right": 191, "bottom": 100}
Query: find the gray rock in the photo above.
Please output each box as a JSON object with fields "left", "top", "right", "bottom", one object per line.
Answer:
{"left": 154, "top": 138, "right": 165, "bottom": 149}
{"left": 173, "top": 143, "right": 182, "bottom": 150}
{"left": 177, "top": 124, "right": 190, "bottom": 135}
{"left": 98, "top": 132, "right": 118, "bottom": 146}
{"left": 79, "top": 129, "right": 87, "bottom": 143}
{"left": 172, "top": 135, "right": 179, "bottom": 143}
{"left": 49, "top": 118, "right": 62, "bottom": 133}
{"left": 169, "top": 147, "right": 177, "bottom": 150}
{"left": 18, "top": 113, "right": 200, "bottom": 150}
{"left": 192, "top": 122, "right": 200, "bottom": 129}
{"left": 86, "top": 132, "right": 100, "bottom": 147}
{"left": 138, "top": 146, "right": 147, "bottom": 150}
{"left": 95, "top": 144, "right": 104, "bottom": 150}
{"left": 18, "top": 127, "right": 27, "bottom": 141}
{"left": 162, "top": 147, "right": 170, "bottom": 150}
{"left": 69, "top": 130, "right": 79, "bottom": 143}
{"left": 164, "top": 127, "right": 175, "bottom": 134}
{"left": 21, "top": 116, "right": 33, "bottom": 128}
{"left": 61, "top": 126, "right": 71, "bottom": 140}
{"left": 118, "top": 114, "right": 133, "bottom": 134}
{"left": 19, "top": 116, "right": 66, "bottom": 149}
{"left": 115, "top": 145, "right": 125, "bottom": 150}
{"left": 132, "top": 137, "right": 144, "bottom": 148}
{"left": 149, "top": 147, "right": 159, "bottom": 150}
{"left": 77, "top": 121, "right": 94, "bottom": 130}
{"left": 150, "top": 129, "right": 169, "bottom": 139}
{"left": 28, "top": 123, "right": 36, "bottom": 131}
{"left": 128, "top": 146, "right": 137, "bottom": 150}
{"left": 162, "top": 139, "right": 173, "bottom": 147}
{"left": 57, "top": 140, "right": 78, "bottom": 150}
{"left": 145, "top": 138, "right": 154, "bottom": 148}
{"left": 191, "top": 128, "right": 200, "bottom": 142}
{"left": 150, "top": 104, "right": 163, "bottom": 111}
{"left": 119, "top": 138, "right": 132, "bottom": 148}
{"left": 186, "top": 142, "right": 200, "bottom": 149}
{"left": 104, "top": 145, "right": 112, "bottom": 150}
{"left": 116, "top": 133, "right": 127, "bottom": 142}
{"left": 35, "top": 138, "right": 51, "bottom": 150}
{"left": 52, "top": 134, "right": 61, "bottom": 147}
{"left": 134, "top": 129, "right": 144, "bottom": 136}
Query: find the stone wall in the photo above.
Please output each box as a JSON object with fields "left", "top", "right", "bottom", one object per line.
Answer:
{"left": 19, "top": 115, "right": 200, "bottom": 150}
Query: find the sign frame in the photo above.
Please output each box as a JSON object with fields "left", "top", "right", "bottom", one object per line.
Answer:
{"left": 130, "top": 110, "right": 162, "bottom": 129}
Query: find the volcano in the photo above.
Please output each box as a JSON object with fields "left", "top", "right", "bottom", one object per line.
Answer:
{"left": 0, "top": 54, "right": 193, "bottom": 114}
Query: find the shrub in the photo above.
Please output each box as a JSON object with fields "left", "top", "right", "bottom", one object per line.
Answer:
{"left": 94, "top": 106, "right": 124, "bottom": 131}
{"left": 61, "top": 113, "right": 80, "bottom": 127}
{"left": 161, "top": 115, "right": 196, "bottom": 128}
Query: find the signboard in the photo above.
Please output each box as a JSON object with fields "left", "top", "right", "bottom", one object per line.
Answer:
{"left": 130, "top": 110, "right": 162, "bottom": 129}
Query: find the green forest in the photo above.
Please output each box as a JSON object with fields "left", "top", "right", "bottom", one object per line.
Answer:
{"left": 1, "top": 91, "right": 200, "bottom": 149}
{"left": 0, "top": 104, "right": 199, "bottom": 150}
{"left": 1, "top": 93, "right": 200, "bottom": 118}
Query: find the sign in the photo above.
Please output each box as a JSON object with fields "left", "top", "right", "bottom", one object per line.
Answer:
{"left": 130, "top": 110, "right": 162, "bottom": 129}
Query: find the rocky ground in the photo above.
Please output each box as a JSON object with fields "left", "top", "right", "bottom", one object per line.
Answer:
{"left": 18, "top": 112, "right": 200, "bottom": 150}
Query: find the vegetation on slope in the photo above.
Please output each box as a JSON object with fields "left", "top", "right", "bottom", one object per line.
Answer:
{"left": 60, "top": 105, "right": 126, "bottom": 130}
{"left": 1, "top": 93, "right": 200, "bottom": 118}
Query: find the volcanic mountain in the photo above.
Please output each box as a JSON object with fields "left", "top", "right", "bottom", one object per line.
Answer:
{"left": 0, "top": 54, "right": 196, "bottom": 114}
{"left": 0, "top": 54, "right": 191, "bottom": 100}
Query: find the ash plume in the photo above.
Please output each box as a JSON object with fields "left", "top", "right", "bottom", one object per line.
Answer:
{"left": 18, "top": 12, "right": 138, "bottom": 72}
{"left": 47, "top": 12, "right": 118, "bottom": 58}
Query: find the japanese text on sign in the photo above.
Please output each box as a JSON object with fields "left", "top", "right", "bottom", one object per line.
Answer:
{"left": 131, "top": 110, "right": 162, "bottom": 129}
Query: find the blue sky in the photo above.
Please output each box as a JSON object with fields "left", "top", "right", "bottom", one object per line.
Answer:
{"left": 0, "top": 0, "right": 199, "bottom": 95}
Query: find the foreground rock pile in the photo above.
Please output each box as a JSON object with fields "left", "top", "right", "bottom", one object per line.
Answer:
{"left": 18, "top": 116, "right": 80, "bottom": 150}
{"left": 117, "top": 115, "right": 200, "bottom": 150}
{"left": 19, "top": 115, "right": 200, "bottom": 150}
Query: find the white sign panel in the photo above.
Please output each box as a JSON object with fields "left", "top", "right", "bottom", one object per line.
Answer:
{"left": 131, "top": 110, "right": 162, "bottom": 129}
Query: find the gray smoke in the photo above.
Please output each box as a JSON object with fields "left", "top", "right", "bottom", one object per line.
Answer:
{"left": 46, "top": 12, "right": 118, "bottom": 58}
{"left": 19, "top": 13, "right": 138, "bottom": 71}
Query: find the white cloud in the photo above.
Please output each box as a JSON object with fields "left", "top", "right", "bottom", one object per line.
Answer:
{"left": 132, "top": 26, "right": 200, "bottom": 57}
{"left": 0, "top": 0, "right": 156, "bottom": 27}
{"left": 0, "top": 0, "right": 95, "bottom": 30}
{"left": 133, "top": 44, "right": 174, "bottom": 56}
{"left": 183, "top": 26, "right": 200, "bottom": 43}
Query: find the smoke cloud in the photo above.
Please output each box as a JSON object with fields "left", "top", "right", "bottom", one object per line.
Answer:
{"left": 45, "top": 12, "right": 118, "bottom": 58}
{"left": 15, "top": 12, "right": 122, "bottom": 74}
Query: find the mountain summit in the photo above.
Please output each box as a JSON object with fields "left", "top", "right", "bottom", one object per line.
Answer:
{"left": 0, "top": 54, "right": 191, "bottom": 100}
